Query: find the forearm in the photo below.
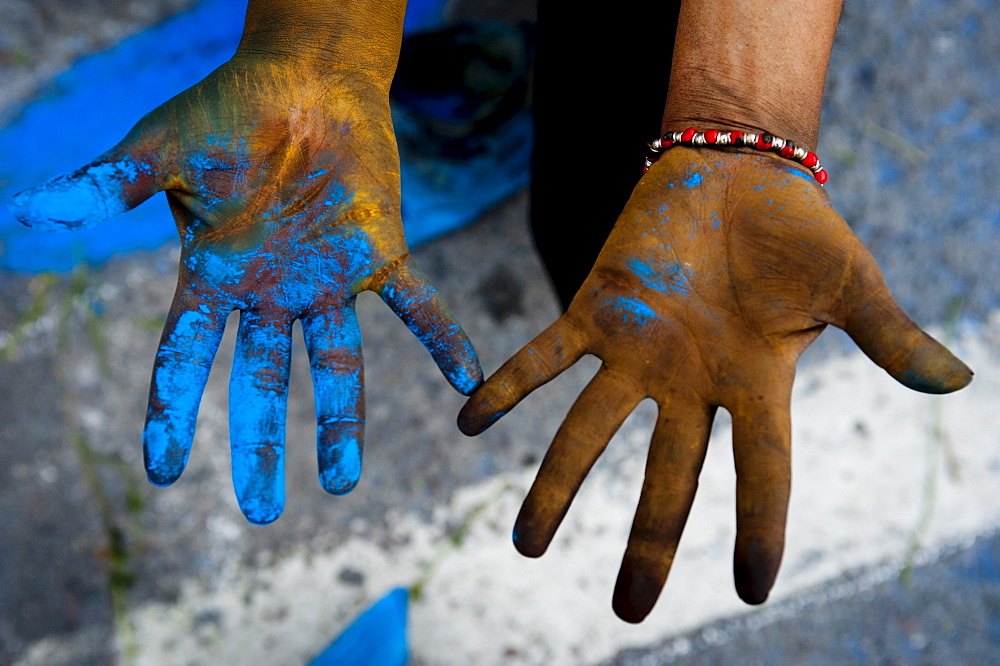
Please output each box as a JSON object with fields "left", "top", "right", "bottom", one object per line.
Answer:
{"left": 662, "top": 0, "right": 842, "bottom": 150}
{"left": 237, "top": 0, "right": 408, "bottom": 82}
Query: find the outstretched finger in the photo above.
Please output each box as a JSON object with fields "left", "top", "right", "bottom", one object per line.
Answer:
{"left": 730, "top": 395, "right": 793, "bottom": 605}
{"left": 514, "top": 367, "right": 643, "bottom": 557}
{"left": 8, "top": 119, "right": 170, "bottom": 231}
{"left": 377, "top": 258, "right": 482, "bottom": 395}
{"left": 612, "top": 399, "right": 715, "bottom": 623}
{"left": 144, "top": 289, "right": 228, "bottom": 487}
{"left": 837, "top": 244, "right": 972, "bottom": 394}
{"left": 301, "top": 303, "right": 366, "bottom": 496}
{"left": 458, "top": 316, "right": 587, "bottom": 435}
{"left": 229, "top": 309, "right": 293, "bottom": 525}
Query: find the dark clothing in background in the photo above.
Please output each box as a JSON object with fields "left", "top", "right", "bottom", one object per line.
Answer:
{"left": 530, "top": 1, "right": 682, "bottom": 309}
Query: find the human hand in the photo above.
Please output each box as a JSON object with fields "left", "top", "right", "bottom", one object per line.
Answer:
{"left": 9, "top": 6, "right": 482, "bottom": 524}
{"left": 458, "top": 147, "right": 971, "bottom": 621}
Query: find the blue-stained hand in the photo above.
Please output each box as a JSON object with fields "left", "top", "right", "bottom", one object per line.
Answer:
{"left": 9, "top": 52, "right": 482, "bottom": 524}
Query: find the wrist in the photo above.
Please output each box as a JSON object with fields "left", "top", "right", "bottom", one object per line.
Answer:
{"left": 660, "top": 0, "right": 843, "bottom": 151}
{"left": 236, "top": 0, "right": 407, "bottom": 84}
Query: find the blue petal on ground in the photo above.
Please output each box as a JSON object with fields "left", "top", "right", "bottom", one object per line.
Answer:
{"left": 0, "top": 0, "right": 527, "bottom": 272}
{"left": 309, "top": 588, "right": 409, "bottom": 666}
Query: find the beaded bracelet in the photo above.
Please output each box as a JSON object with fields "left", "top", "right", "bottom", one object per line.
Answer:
{"left": 644, "top": 127, "right": 828, "bottom": 185}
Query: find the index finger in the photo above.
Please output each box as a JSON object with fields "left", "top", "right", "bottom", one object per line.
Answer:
{"left": 144, "top": 286, "right": 229, "bottom": 486}
{"left": 376, "top": 257, "right": 483, "bottom": 395}
{"left": 458, "top": 317, "right": 587, "bottom": 435}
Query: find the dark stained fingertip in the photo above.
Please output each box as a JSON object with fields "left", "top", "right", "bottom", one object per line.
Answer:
{"left": 456, "top": 400, "right": 506, "bottom": 437}
{"left": 511, "top": 515, "right": 550, "bottom": 558}
{"left": 733, "top": 539, "right": 780, "bottom": 605}
{"left": 612, "top": 566, "right": 662, "bottom": 624}
{"left": 890, "top": 343, "right": 973, "bottom": 394}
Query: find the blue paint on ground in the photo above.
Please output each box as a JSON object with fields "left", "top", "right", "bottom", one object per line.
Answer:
{"left": 936, "top": 99, "right": 968, "bottom": 126}
{"left": 311, "top": 588, "right": 408, "bottom": 666}
{"left": 877, "top": 158, "right": 902, "bottom": 184}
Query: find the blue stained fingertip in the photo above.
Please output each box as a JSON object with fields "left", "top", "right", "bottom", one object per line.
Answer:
{"left": 9, "top": 178, "right": 108, "bottom": 230}
{"left": 319, "top": 437, "right": 363, "bottom": 495}
{"left": 233, "top": 443, "right": 286, "bottom": 525}
{"left": 143, "top": 420, "right": 186, "bottom": 486}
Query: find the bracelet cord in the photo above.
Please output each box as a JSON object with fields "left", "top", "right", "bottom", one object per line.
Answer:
{"left": 644, "top": 127, "right": 828, "bottom": 185}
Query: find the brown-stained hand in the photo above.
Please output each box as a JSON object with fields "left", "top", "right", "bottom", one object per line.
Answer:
{"left": 458, "top": 147, "right": 972, "bottom": 622}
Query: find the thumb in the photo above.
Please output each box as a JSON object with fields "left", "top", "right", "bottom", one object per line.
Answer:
{"left": 836, "top": 243, "right": 972, "bottom": 394}
{"left": 376, "top": 257, "right": 483, "bottom": 396}
{"left": 8, "top": 118, "right": 170, "bottom": 231}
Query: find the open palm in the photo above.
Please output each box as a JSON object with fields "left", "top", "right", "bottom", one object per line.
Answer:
{"left": 12, "top": 54, "right": 481, "bottom": 524}
{"left": 459, "top": 147, "right": 971, "bottom": 621}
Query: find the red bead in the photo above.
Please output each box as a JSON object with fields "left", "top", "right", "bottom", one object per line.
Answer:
{"left": 681, "top": 127, "right": 697, "bottom": 142}
{"left": 730, "top": 131, "right": 744, "bottom": 145}
{"left": 662, "top": 139, "right": 674, "bottom": 149}
{"left": 814, "top": 169, "right": 829, "bottom": 184}
{"left": 756, "top": 133, "right": 774, "bottom": 150}
{"left": 779, "top": 143, "right": 796, "bottom": 158}
{"left": 643, "top": 166, "right": 649, "bottom": 173}
{"left": 704, "top": 129, "right": 719, "bottom": 144}
{"left": 802, "top": 152, "right": 819, "bottom": 168}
